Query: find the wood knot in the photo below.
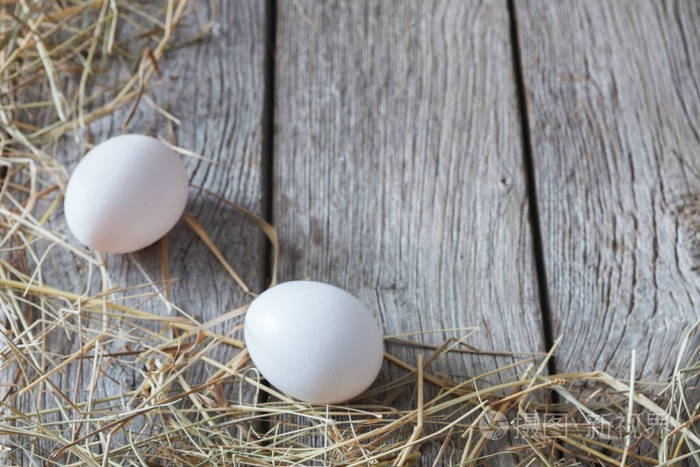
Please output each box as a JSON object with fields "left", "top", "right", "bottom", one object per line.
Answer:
{"left": 673, "top": 193, "right": 700, "bottom": 275}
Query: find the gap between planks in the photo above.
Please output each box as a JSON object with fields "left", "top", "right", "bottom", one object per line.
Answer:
{"left": 506, "top": 0, "right": 557, "bottom": 375}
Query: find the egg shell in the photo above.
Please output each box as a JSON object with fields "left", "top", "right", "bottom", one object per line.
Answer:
{"left": 244, "top": 281, "right": 384, "bottom": 404}
{"left": 64, "top": 134, "right": 188, "bottom": 254}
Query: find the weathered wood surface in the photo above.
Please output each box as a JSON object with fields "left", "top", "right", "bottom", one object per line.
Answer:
{"left": 112, "top": 0, "right": 268, "bottom": 381}
{"left": 12, "top": 0, "right": 700, "bottom": 462}
{"left": 274, "top": 0, "right": 543, "bottom": 404}
{"left": 11, "top": 1, "right": 268, "bottom": 460}
{"left": 515, "top": 0, "right": 700, "bottom": 378}
{"left": 99, "top": 0, "right": 268, "bottom": 394}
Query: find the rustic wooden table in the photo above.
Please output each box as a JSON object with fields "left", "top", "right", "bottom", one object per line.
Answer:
{"left": 136, "top": 0, "right": 697, "bottom": 387}
{"left": 27, "top": 0, "right": 698, "bottom": 462}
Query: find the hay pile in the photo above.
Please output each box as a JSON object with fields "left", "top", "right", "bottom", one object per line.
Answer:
{"left": 0, "top": 1, "right": 698, "bottom": 465}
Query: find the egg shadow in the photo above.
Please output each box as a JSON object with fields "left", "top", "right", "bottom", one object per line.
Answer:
{"left": 156, "top": 191, "right": 266, "bottom": 401}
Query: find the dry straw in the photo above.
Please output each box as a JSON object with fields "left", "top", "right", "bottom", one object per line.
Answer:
{"left": 0, "top": 1, "right": 698, "bottom": 465}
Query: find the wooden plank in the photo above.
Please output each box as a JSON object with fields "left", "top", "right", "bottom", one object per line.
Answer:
{"left": 515, "top": 0, "right": 700, "bottom": 378}
{"left": 75, "top": 1, "right": 268, "bottom": 388}
{"left": 274, "top": 0, "right": 544, "bottom": 461}
{"left": 2, "top": 1, "right": 267, "bottom": 462}
{"left": 106, "top": 0, "right": 268, "bottom": 389}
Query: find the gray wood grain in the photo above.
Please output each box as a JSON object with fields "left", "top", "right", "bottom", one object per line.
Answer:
{"left": 515, "top": 0, "right": 700, "bottom": 378}
{"left": 113, "top": 0, "right": 268, "bottom": 386}
{"left": 274, "top": 0, "right": 544, "bottom": 461}
{"left": 69, "top": 0, "right": 268, "bottom": 400}
{"left": 2, "top": 1, "right": 267, "bottom": 462}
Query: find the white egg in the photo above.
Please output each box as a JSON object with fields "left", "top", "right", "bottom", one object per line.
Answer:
{"left": 64, "top": 134, "right": 188, "bottom": 254}
{"left": 244, "top": 281, "right": 384, "bottom": 404}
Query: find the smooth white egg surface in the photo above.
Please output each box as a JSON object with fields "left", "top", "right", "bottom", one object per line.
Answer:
{"left": 64, "top": 134, "right": 188, "bottom": 254}
{"left": 244, "top": 281, "right": 384, "bottom": 404}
